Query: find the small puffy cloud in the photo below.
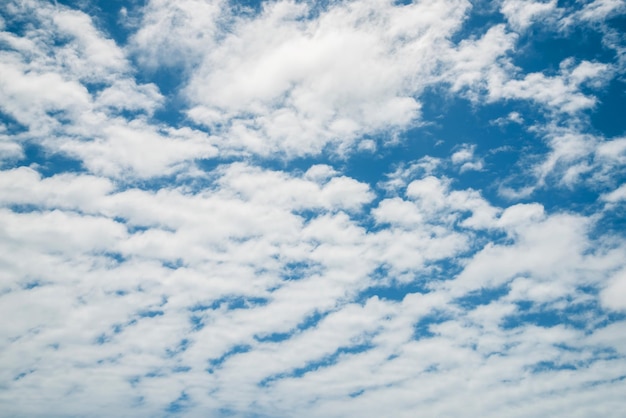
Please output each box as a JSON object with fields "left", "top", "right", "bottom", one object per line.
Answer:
{"left": 357, "top": 139, "right": 377, "bottom": 152}
{"left": 304, "top": 164, "right": 338, "bottom": 183}
{"left": 501, "top": 0, "right": 559, "bottom": 32}
{"left": 492, "top": 111, "right": 525, "bottom": 126}
{"left": 497, "top": 203, "right": 546, "bottom": 229}
{"left": 602, "top": 184, "right": 626, "bottom": 203}
{"left": 601, "top": 269, "right": 626, "bottom": 311}
{"left": 451, "top": 144, "right": 484, "bottom": 172}
{"left": 379, "top": 157, "right": 442, "bottom": 192}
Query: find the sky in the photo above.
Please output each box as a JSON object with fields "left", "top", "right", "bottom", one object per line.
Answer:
{"left": 1, "top": 0, "right": 626, "bottom": 416}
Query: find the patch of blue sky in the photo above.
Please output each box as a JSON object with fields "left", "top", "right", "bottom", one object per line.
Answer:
{"left": 172, "top": 365, "right": 192, "bottom": 373}
{"left": 166, "top": 339, "right": 191, "bottom": 358}
{"left": 19, "top": 142, "right": 85, "bottom": 177}
{"left": 94, "top": 332, "right": 112, "bottom": 345}
{"left": 54, "top": 0, "right": 136, "bottom": 46}
{"left": 591, "top": 77, "right": 626, "bottom": 138}
{"left": 13, "top": 369, "right": 35, "bottom": 382}
{"left": 137, "top": 309, "right": 165, "bottom": 318}
{"left": 590, "top": 310, "right": 626, "bottom": 330}
{"left": 254, "top": 309, "right": 327, "bottom": 343}
{"left": 165, "top": 391, "right": 191, "bottom": 415}
{"left": 357, "top": 281, "right": 428, "bottom": 303}
{"left": 416, "top": 257, "right": 470, "bottom": 285}
{"left": 594, "top": 207, "right": 626, "bottom": 239}
{"left": 528, "top": 360, "right": 579, "bottom": 373}
{"left": 207, "top": 344, "right": 251, "bottom": 373}
{"left": 96, "top": 353, "right": 123, "bottom": 365}
{"left": 413, "top": 310, "right": 454, "bottom": 340}
{"left": 94, "top": 307, "right": 171, "bottom": 345}
{"left": 525, "top": 348, "right": 623, "bottom": 375}
{"left": 513, "top": 23, "right": 612, "bottom": 74}
{"left": 231, "top": 0, "right": 265, "bottom": 14}
{"left": 189, "top": 295, "right": 269, "bottom": 312}
{"left": 189, "top": 314, "right": 204, "bottom": 332}
{"left": 161, "top": 258, "right": 186, "bottom": 270}
{"left": 145, "top": 368, "right": 167, "bottom": 379}
{"left": 0, "top": 6, "right": 36, "bottom": 36}
{"left": 349, "top": 388, "right": 365, "bottom": 398}
{"left": 98, "top": 251, "right": 127, "bottom": 264}
{"left": 145, "top": 74, "right": 190, "bottom": 126}
{"left": 258, "top": 341, "right": 374, "bottom": 387}
{"left": 0, "top": 110, "right": 28, "bottom": 135}
{"left": 449, "top": 1, "right": 507, "bottom": 45}
{"left": 354, "top": 264, "right": 439, "bottom": 302}
{"left": 455, "top": 284, "right": 511, "bottom": 309}
{"left": 280, "top": 260, "right": 324, "bottom": 281}
{"left": 19, "top": 279, "right": 45, "bottom": 290}
{"left": 124, "top": 223, "right": 152, "bottom": 234}
{"left": 128, "top": 374, "right": 141, "bottom": 388}
{"left": 501, "top": 298, "right": 626, "bottom": 331}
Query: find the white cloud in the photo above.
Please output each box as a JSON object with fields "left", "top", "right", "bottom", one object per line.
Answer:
{"left": 1, "top": 0, "right": 626, "bottom": 416}
{"left": 50, "top": 8, "right": 128, "bottom": 81}
{"left": 53, "top": 119, "right": 218, "bottom": 179}
{"left": 451, "top": 144, "right": 484, "bottom": 172}
{"left": 0, "top": 0, "right": 220, "bottom": 179}
{"left": 501, "top": 0, "right": 559, "bottom": 32}
{"left": 577, "top": 0, "right": 626, "bottom": 22}
{"left": 2, "top": 160, "right": 626, "bottom": 416}
{"left": 183, "top": 0, "right": 470, "bottom": 156}
{"left": 94, "top": 79, "right": 163, "bottom": 115}
{"left": 445, "top": 24, "right": 517, "bottom": 95}
{"left": 129, "top": 0, "right": 226, "bottom": 69}
{"left": 379, "top": 156, "right": 443, "bottom": 192}
{"left": 602, "top": 184, "right": 626, "bottom": 203}
{"left": 490, "top": 60, "right": 609, "bottom": 113}
{"left": 600, "top": 268, "right": 626, "bottom": 311}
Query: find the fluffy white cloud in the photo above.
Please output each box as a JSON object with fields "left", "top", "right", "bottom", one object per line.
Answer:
{"left": 600, "top": 269, "right": 626, "bottom": 311}
{"left": 488, "top": 59, "right": 610, "bottom": 113}
{"left": 501, "top": 0, "right": 559, "bottom": 32}
{"left": 1, "top": 0, "right": 626, "bottom": 417}
{"left": 129, "top": 0, "right": 226, "bottom": 69}
{"left": 182, "top": 0, "right": 471, "bottom": 156}
{"left": 451, "top": 143, "right": 484, "bottom": 172}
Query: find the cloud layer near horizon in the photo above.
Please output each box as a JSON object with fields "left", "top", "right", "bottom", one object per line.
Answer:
{"left": 1, "top": 0, "right": 626, "bottom": 417}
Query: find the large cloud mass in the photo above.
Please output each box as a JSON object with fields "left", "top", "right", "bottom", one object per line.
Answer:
{"left": 1, "top": 0, "right": 626, "bottom": 417}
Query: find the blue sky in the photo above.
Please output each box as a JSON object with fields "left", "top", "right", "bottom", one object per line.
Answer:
{"left": 1, "top": 0, "right": 626, "bottom": 416}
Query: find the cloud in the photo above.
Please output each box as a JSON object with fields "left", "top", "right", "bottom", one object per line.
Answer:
{"left": 1, "top": 0, "right": 626, "bottom": 417}
{"left": 600, "top": 268, "right": 626, "bottom": 311}
{"left": 577, "top": 0, "right": 626, "bottom": 22}
{"left": 451, "top": 143, "right": 484, "bottom": 172}
{"left": 488, "top": 59, "right": 610, "bottom": 113}
{"left": 501, "top": 0, "right": 559, "bottom": 32}
{"left": 129, "top": 0, "right": 226, "bottom": 70}
{"left": 602, "top": 183, "right": 626, "bottom": 203}
{"left": 182, "top": 0, "right": 471, "bottom": 156}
